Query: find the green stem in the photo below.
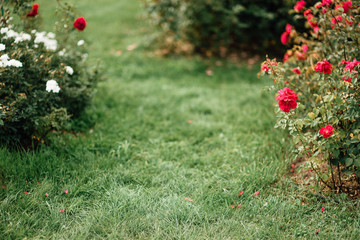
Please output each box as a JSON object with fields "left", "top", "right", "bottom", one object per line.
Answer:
{"left": 328, "top": 158, "right": 336, "bottom": 189}
{"left": 310, "top": 162, "right": 332, "bottom": 189}
{"left": 0, "top": 0, "right": 5, "bottom": 16}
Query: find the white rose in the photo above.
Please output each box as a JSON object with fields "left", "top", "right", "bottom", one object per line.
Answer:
{"left": 77, "top": 40, "right": 85, "bottom": 46}
{"left": 46, "top": 80, "right": 61, "bottom": 93}
{"left": 65, "top": 66, "right": 74, "bottom": 75}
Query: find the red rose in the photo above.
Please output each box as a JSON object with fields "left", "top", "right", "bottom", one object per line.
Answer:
{"left": 314, "top": 59, "right": 332, "bottom": 74}
{"left": 281, "top": 32, "right": 290, "bottom": 45}
{"left": 339, "top": 60, "right": 350, "bottom": 65}
{"left": 276, "top": 87, "right": 299, "bottom": 113}
{"left": 336, "top": 1, "right": 352, "bottom": 13}
{"left": 321, "top": 0, "right": 332, "bottom": 7}
{"left": 331, "top": 15, "right": 342, "bottom": 25}
{"left": 292, "top": 68, "right": 301, "bottom": 75}
{"left": 304, "top": 9, "right": 312, "bottom": 16}
{"left": 296, "top": 51, "right": 306, "bottom": 61}
{"left": 283, "top": 53, "right": 291, "bottom": 63}
{"left": 346, "top": 16, "right": 354, "bottom": 25}
{"left": 319, "top": 125, "right": 334, "bottom": 138}
{"left": 342, "top": 76, "right": 352, "bottom": 83}
{"left": 26, "top": 3, "right": 39, "bottom": 17}
{"left": 342, "top": 1, "right": 352, "bottom": 13}
{"left": 74, "top": 17, "right": 87, "bottom": 31}
{"left": 261, "top": 63, "right": 270, "bottom": 73}
{"left": 307, "top": 14, "right": 318, "bottom": 28}
{"left": 294, "top": 0, "right": 306, "bottom": 12}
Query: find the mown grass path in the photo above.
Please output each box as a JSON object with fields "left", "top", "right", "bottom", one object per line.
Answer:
{"left": 0, "top": 1, "right": 359, "bottom": 239}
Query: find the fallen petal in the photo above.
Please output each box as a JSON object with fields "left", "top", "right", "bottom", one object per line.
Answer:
{"left": 126, "top": 44, "right": 138, "bottom": 51}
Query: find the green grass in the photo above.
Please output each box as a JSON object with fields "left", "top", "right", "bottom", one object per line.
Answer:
{"left": 1, "top": 0, "right": 360, "bottom": 239}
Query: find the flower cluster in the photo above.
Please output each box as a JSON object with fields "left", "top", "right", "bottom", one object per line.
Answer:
{"left": 33, "top": 31, "right": 57, "bottom": 51}
{"left": 0, "top": 53, "right": 22, "bottom": 67}
{"left": 1, "top": 27, "right": 31, "bottom": 43}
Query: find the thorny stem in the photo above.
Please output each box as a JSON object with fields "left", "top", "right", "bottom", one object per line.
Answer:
{"left": 337, "top": 162, "right": 343, "bottom": 190}
{"left": 319, "top": 74, "right": 330, "bottom": 124}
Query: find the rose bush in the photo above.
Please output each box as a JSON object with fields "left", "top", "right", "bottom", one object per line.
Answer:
{"left": 260, "top": 0, "right": 360, "bottom": 194}
{"left": 0, "top": 1, "right": 99, "bottom": 148}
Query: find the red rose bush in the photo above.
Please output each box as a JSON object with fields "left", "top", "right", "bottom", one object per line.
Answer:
{"left": 260, "top": 0, "right": 360, "bottom": 193}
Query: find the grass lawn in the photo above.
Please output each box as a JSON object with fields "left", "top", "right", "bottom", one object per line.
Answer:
{"left": 1, "top": 0, "right": 359, "bottom": 239}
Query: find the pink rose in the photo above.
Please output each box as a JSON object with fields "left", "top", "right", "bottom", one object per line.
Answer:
{"left": 285, "top": 24, "right": 292, "bottom": 34}
{"left": 281, "top": 32, "right": 290, "bottom": 45}
{"left": 294, "top": 1, "right": 306, "bottom": 12}
{"left": 345, "top": 58, "right": 360, "bottom": 72}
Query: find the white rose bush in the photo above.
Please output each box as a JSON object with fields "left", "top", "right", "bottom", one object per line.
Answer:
{"left": 0, "top": 1, "right": 100, "bottom": 148}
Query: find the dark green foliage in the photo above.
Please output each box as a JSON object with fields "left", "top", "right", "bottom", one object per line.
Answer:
{"left": 144, "top": 0, "right": 297, "bottom": 55}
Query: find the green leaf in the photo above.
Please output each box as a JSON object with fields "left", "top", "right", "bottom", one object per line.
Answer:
{"left": 354, "top": 159, "right": 360, "bottom": 167}
{"left": 332, "top": 149, "right": 340, "bottom": 158}
{"left": 345, "top": 158, "right": 353, "bottom": 167}
{"left": 308, "top": 112, "right": 316, "bottom": 120}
